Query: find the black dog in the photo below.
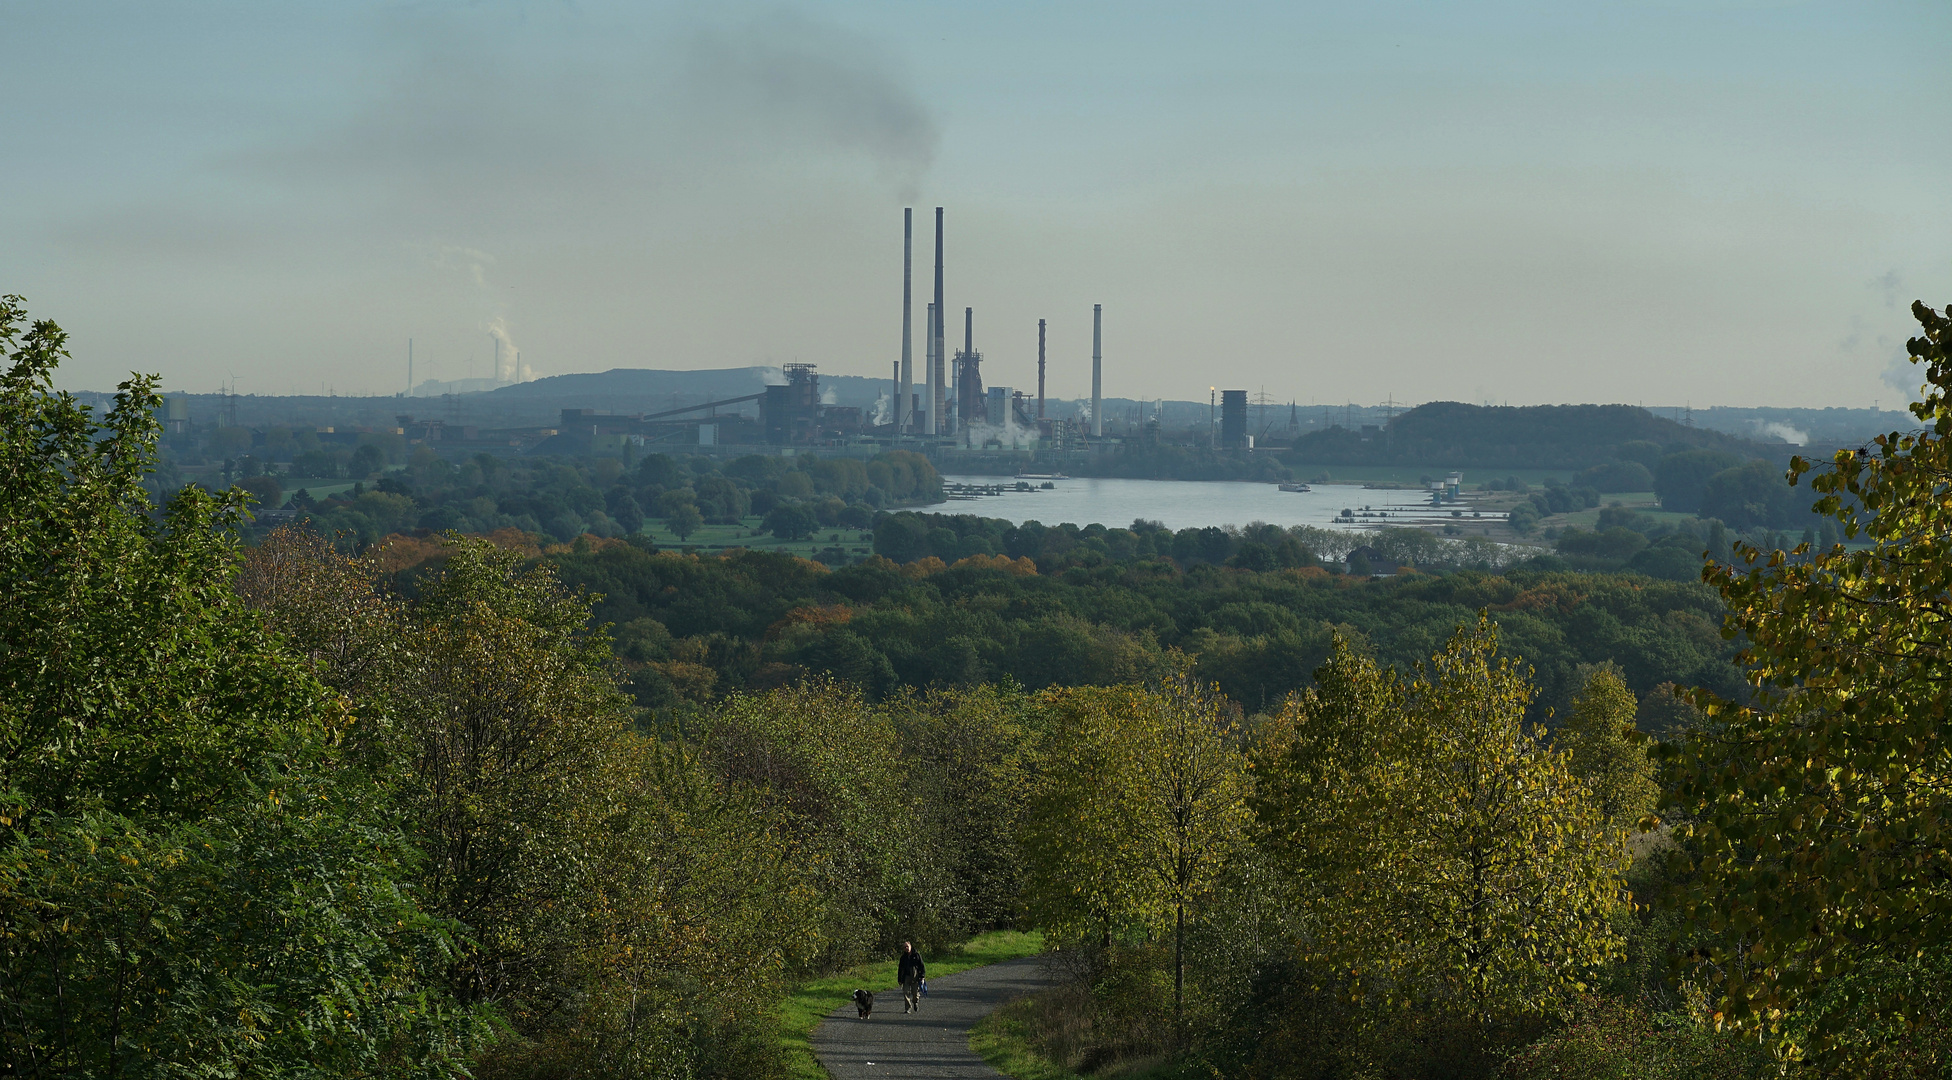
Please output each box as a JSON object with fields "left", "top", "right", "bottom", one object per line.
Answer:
{"left": 853, "top": 989, "right": 875, "bottom": 1019}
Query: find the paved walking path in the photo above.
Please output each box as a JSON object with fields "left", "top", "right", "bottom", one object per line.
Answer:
{"left": 811, "top": 955, "right": 1059, "bottom": 1079}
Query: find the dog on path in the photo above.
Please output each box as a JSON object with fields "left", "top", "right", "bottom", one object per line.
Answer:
{"left": 853, "top": 989, "right": 875, "bottom": 1019}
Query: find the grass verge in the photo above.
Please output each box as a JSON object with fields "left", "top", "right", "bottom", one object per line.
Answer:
{"left": 779, "top": 929, "right": 1045, "bottom": 1080}
{"left": 969, "top": 993, "right": 1088, "bottom": 1080}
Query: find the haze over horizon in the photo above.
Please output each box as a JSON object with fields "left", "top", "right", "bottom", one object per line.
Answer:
{"left": 5, "top": 1, "right": 1948, "bottom": 410}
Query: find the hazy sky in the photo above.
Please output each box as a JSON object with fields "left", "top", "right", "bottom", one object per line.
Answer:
{"left": 6, "top": 1, "right": 1948, "bottom": 407}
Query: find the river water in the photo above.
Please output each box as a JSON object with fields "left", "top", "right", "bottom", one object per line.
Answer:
{"left": 938, "top": 476, "right": 1453, "bottom": 533}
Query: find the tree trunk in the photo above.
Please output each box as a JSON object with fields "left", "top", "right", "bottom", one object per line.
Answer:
{"left": 1174, "top": 899, "right": 1185, "bottom": 1048}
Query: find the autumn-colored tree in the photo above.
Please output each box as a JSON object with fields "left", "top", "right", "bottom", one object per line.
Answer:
{"left": 1021, "top": 686, "right": 1152, "bottom": 949}
{"left": 694, "top": 681, "right": 929, "bottom": 968}
{"left": 1254, "top": 619, "right": 1628, "bottom": 1021}
{"left": 1666, "top": 301, "right": 1952, "bottom": 1069}
{"left": 1559, "top": 666, "right": 1659, "bottom": 828}
{"left": 1025, "top": 676, "right": 1252, "bottom": 1037}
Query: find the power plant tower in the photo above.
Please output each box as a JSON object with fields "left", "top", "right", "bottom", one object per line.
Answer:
{"left": 899, "top": 208, "right": 913, "bottom": 433}
{"left": 932, "top": 207, "right": 946, "bottom": 438}
{"left": 924, "top": 303, "right": 937, "bottom": 435}
{"left": 1037, "top": 319, "right": 1047, "bottom": 419}
{"left": 955, "top": 307, "right": 984, "bottom": 431}
{"left": 1090, "top": 304, "right": 1103, "bottom": 439}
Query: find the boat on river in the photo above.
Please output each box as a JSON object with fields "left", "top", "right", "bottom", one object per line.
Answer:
{"left": 1277, "top": 482, "right": 1312, "bottom": 493}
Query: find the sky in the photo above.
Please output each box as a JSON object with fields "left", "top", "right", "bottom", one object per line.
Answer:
{"left": 4, "top": 0, "right": 1948, "bottom": 408}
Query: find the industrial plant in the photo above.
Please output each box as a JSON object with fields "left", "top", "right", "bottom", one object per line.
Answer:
{"left": 140, "top": 205, "right": 1432, "bottom": 471}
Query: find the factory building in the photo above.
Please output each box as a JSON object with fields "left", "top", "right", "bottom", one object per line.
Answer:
{"left": 1220, "top": 389, "right": 1249, "bottom": 449}
{"left": 762, "top": 363, "right": 821, "bottom": 444}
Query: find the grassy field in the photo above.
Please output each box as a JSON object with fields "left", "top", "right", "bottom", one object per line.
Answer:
{"left": 780, "top": 929, "right": 1045, "bottom": 1080}
{"left": 636, "top": 516, "right": 876, "bottom": 562}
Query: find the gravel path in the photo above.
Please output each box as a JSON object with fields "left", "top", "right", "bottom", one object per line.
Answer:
{"left": 811, "top": 955, "right": 1059, "bottom": 1079}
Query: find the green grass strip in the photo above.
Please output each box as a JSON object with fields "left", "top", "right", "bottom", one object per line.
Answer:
{"left": 779, "top": 929, "right": 1044, "bottom": 1080}
{"left": 968, "top": 992, "right": 1088, "bottom": 1080}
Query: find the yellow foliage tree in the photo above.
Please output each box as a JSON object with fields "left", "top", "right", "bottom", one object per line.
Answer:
{"left": 1024, "top": 676, "right": 1252, "bottom": 1037}
{"left": 1254, "top": 618, "right": 1629, "bottom": 1021}
{"left": 1665, "top": 301, "right": 1952, "bottom": 1069}
{"left": 1559, "top": 666, "right": 1659, "bottom": 829}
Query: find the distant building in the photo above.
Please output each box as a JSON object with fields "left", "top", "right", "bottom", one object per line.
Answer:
{"left": 1220, "top": 390, "right": 1248, "bottom": 449}
{"left": 986, "top": 386, "right": 1012, "bottom": 427}
{"left": 1344, "top": 545, "right": 1398, "bottom": 577}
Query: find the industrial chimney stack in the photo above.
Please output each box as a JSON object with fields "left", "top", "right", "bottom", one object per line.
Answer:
{"left": 924, "top": 303, "right": 937, "bottom": 435}
{"left": 899, "top": 208, "right": 913, "bottom": 433}
{"left": 1091, "top": 304, "right": 1103, "bottom": 439}
{"left": 932, "top": 207, "right": 946, "bottom": 437}
{"left": 1037, "top": 319, "right": 1046, "bottom": 419}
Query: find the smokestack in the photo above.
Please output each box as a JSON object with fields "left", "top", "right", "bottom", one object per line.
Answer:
{"left": 1091, "top": 304, "right": 1103, "bottom": 438}
{"left": 1037, "top": 319, "right": 1046, "bottom": 419}
{"left": 892, "top": 360, "right": 899, "bottom": 429}
{"left": 932, "top": 207, "right": 945, "bottom": 438}
{"left": 900, "top": 208, "right": 913, "bottom": 433}
{"left": 407, "top": 338, "right": 413, "bottom": 398}
{"left": 924, "top": 303, "right": 937, "bottom": 435}
{"left": 964, "top": 306, "right": 973, "bottom": 354}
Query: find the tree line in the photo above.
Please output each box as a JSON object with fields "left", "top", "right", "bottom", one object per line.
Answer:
{"left": 8, "top": 294, "right": 1952, "bottom": 1077}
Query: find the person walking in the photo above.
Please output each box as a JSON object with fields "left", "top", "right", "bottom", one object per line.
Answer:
{"left": 897, "top": 941, "right": 927, "bottom": 1014}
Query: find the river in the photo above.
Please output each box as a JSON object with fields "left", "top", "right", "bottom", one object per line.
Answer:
{"left": 936, "top": 475, "right": 1471, "bottom": 533}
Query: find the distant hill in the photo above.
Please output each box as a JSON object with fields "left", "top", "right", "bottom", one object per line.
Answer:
{"left": 1286, "top": 402, "right": 1781, "bottom": 470}
{"left": 477, "top": 365, "right": 899, "bottom": 418}
{"left": 1688, "top": 405, "right": 1916, "bottom": 450}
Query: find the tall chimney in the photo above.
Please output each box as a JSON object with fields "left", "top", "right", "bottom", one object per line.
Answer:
{"left": 899, "top": 208, "right": 913, "bottom": 433}
{"left": 932, "top": 207, "right": 946, "bottom": 438}
{"left": 924, "top": 303, "right": 937, "bottom": 435}
{"left": 891, "top": 360, "right": 899, "bottom": 430}
{"left": 1091, "top": 304, "right": 1103, "bottom": 438}
{"left": 1037, "top": 319, "right": 1046, "bottom": 419}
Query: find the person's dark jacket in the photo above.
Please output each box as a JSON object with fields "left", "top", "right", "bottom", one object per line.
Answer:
{"left": 898, "top": 950, "right": 926, "bottom": 983}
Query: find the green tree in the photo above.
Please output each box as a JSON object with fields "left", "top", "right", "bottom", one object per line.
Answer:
{"left": 765, "top": 502, "right": 819, "bottom": 542}
{"left": 236, "top": 471, "right": 283, "bottom": 510}
{"left": 0, "top": 296, "right": 484, "bottom": 1075}
{"left": 350, "top": 441, "right": 386, "bottom": 478}
{"left": 1665, "top": 301, "right": 1952, "bottom": 1069}
{"left": 896, "top": 686, "right": 1040, "bottom": 933}
{"left": 1021, "top": 686, "right": 1154, "bottom": 949}
{"left": 1653, "top": 449, "right": 1746, "bottom": 513}
{"left": 241, "top": 528, "right": 818, "bottom": 1076}
{"left": 1254, "top": 620, "right": 1629, "bottom": 1021}
{"left": 666, "top": 500, "right": 704, "bottom": 541}
{"left": 1559, "top": 666, "right": 1659, "bottom": 828}
{"left": 695, "top": 682, "right": 928, "bottom": 968}
{"left": 1025, "top": 677, "right": 1251, "bottom": 1039}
